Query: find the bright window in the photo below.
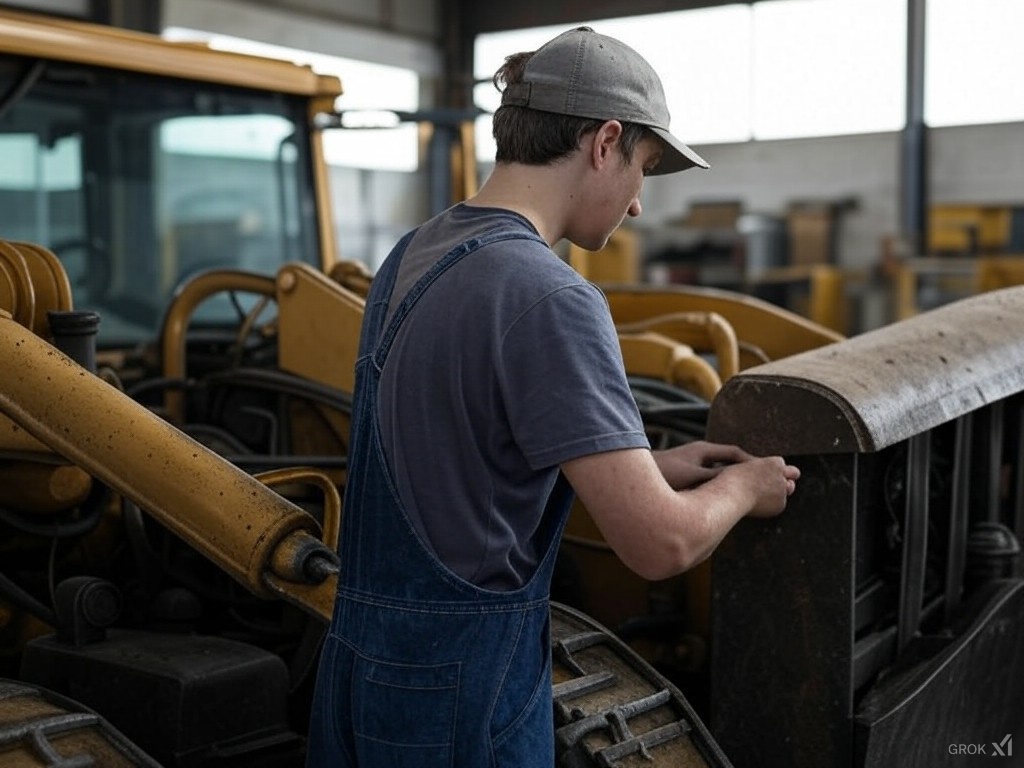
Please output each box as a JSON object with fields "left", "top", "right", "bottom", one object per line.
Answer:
{"left": 0, "top": 134, "right": 81, "bottom": 190}
{"left": 473, "top": 0, "right": 908, "bottom": 160}
{"left": 925, "top": 0, "right": 1024, "bottom": 126}
{"left": 751, "top": 0, "right": 906, "bottom": 139}
{"left": 162, "top": 28, "right": 420, "bottom": 171}
{"left": 473, "top": 6, "right": 750, "bottom": 161}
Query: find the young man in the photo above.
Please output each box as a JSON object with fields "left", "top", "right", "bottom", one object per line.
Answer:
{"left": 306, "top": 26, "right": 799, "bottom": 767}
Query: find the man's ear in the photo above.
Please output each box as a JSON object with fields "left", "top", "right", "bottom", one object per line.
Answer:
{"left": 590, "top": 120, "right": 624, "bottom": 169}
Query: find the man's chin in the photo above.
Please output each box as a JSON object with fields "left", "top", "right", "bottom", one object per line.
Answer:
{"left": 571, "top": 235, "right": 611, "bottom": 253}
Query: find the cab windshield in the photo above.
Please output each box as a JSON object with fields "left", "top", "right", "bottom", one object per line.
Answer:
{"left": 0, "top": 55, "right": 321, "bottom": 348}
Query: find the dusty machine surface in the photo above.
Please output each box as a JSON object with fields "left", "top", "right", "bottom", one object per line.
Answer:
{"left": 3, "top": 8, "right": 1020, "bottom": 768}
{"left": 708, "top": 286, "right": 1024, "bottom": 768}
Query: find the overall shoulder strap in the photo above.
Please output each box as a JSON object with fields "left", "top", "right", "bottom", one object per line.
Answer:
{"left": 372, "top": 227, "right": 546, "bottom": 365}
{"left": 357, "top": 227, "right": 418, "bottom": 360}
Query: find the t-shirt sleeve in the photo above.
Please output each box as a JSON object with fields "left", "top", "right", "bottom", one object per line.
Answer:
{"left": 499, "top": 281, "right": 650, "bottom": 470}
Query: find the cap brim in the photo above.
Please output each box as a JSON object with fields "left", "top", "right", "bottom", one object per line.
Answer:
{"left": 649, "top": 127, "right": 709, "bottom": 175}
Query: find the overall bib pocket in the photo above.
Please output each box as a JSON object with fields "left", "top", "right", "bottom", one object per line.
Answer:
{"left": 352, "top": 652, "right": 461, "bottom": 767}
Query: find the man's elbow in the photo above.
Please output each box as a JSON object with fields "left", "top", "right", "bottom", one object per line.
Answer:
{"left": 625, "top": 539, "right": 707, "bottom": 581}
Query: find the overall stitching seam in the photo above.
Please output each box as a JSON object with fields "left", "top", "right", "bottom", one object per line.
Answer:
{"left": 336, "top": 586, "right": 549, "bottom": 614}
{"left": 492, "top": 653, "right": 551, "bottom": 750}
{"left": 324, "top": 637, "right": 354, "bottom": 765}
{"left": 486, "top": 610, "right": 526, "bottom": 747}
{"left": 353, "top": 732, "right": 450, "bottom": 749}
{"left": 448, "top": 667, "right": 460, "bottom": 768}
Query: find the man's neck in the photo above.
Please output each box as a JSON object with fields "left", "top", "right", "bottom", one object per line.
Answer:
{"left": 467, "top": 160, "right": 585, "bottom": 247}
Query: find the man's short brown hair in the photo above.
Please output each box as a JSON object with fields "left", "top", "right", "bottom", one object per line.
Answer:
{"left": 491, "top": 51, "right": 650, "bottom": 167}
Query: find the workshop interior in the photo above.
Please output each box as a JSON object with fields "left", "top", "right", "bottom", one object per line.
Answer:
{"left": 0, "top": 1, "right": 1022, "bottom": 766}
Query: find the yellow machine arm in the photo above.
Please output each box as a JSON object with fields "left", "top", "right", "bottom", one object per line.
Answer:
{"left": 0, "top": 309, "right": 337, "bottom": 619}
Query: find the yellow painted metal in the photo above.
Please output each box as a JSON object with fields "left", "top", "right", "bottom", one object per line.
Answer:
{"left": 975, "top": 256, "right": 1024, "bottom": 293}
{"left": 0, "top": 260, "right": 15, "bottom": 320}
{"left": 566, "top": 324, "right": 724, "bottom": 650}
{"left": 558, "top": 504, "right": 654, "bottom": 637}
{"left": 254, "top": 466, "right": 342, "bottom": 551}
{"left": 0, "top": 462, "right": 92, "bottom": 514}
{"left": 160, "top": 263, "right": 366, "bottom": 425}
{"left": 568, "top": 228, "right": 640, "bottom": 284}
{"left": 11, "top": 241, "right": 74, "bottom": 340}
{"left": 745, "top": 264, "right": 849, "bottom": 334}
{"left": 617, "top": 311, "right": 740, "bottom": 383}
{"left": 457, "top": 120, "right": 480, "bottom": 203}
{"left": 807, "top": 265, "right": 846, "bottom": 334}
{"left": 263, "top": 572, "right": 335, "bottom": 621}
{"left": 277, "top": 262, "right": 365, "bottom": 395}
{"left": 0, "top": 241, "right": 80, "bottom": 481}
{"left": 0, "top": 242, "right": 34, "bottom": 330}
{"left": 0, "top": 240, "right": 75, "bottom": 339}
{"left": 618, "top": 331, "right": 721, "bottom": 402}
{"left": 328, "top": 260, "right": 373, "bottom": 299}
{"left": 888, "top": 256, "right": 1009, "bottom": 318}
{"left": 310, "top": 117, "right": 340, "bottom": 272}
{"left": 0, "top": 10, "right": 343, "bottom": 276}
{"left": 1, "top": 413, "right": 52, "bottom": 455}
{"left": 602, "top": 283, "right": 843, "bottom": 366}
{"left": 569, "top": 281, "right": 839, "bottom": 646}
{"left": 0, "top": 313, "right": 323, "bottom": 598}
{"left": 929, "top": 204, "right": 1014, "bottom": 254}
{"left": 159, "top": 270, "right": 277, "bottom": 424}
{"left": 0, "top": 7, "right": 342, "bottom": 99}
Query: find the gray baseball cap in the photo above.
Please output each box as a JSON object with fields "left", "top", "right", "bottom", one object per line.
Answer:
{"left": 499, "top": 26, "right": 709, "bottom": 175}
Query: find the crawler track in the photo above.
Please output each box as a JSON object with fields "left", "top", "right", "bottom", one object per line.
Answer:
{"left": 551, "top": 602, "right": 731, "bottom": 768}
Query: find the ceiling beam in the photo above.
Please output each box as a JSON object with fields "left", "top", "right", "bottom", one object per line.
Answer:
{"left": 458, "top": 0, "right": 748, "bottom": 36}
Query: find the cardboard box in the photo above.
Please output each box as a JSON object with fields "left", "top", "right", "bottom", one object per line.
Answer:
{"left": 787, "top": 205, "right": 834, "bottom": 265}
{"left": 682, "top": 201, "right": 743, "bottom": 230}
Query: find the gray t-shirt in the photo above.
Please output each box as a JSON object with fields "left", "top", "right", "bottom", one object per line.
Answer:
{"left": 378, "top": 204, "right": 649, "bottom": 590}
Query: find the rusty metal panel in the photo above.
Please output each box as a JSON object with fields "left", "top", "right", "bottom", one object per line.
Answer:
{"left": 708, "top": 286, "right": 1024, "bottom": 455}
{"left": 854, "top": 580, "right": 1024, "bottom": 768}
{"left": 711, "top": 452, "right": 859, "bottom": 768}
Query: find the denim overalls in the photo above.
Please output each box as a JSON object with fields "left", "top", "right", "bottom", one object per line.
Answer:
{"left": 306, "top": 226, "right": 574, "bottom": 767}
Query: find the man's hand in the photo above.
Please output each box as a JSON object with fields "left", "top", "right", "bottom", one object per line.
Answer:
{"left": 652, "top": 440, "right": 760, "bottom": 490}
{"left": 562, "top": 446, "right": 800, "bottom": 580}
{"left": 716, "top": 455, "right": 800, "bottom": 518}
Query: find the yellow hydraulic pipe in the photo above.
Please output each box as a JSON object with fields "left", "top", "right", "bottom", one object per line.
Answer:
{"left": 0, "top": 311, "right": 333, "bottom": 614}
{"left": 160, "top": 270, "right": 277, "bottom": 424}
